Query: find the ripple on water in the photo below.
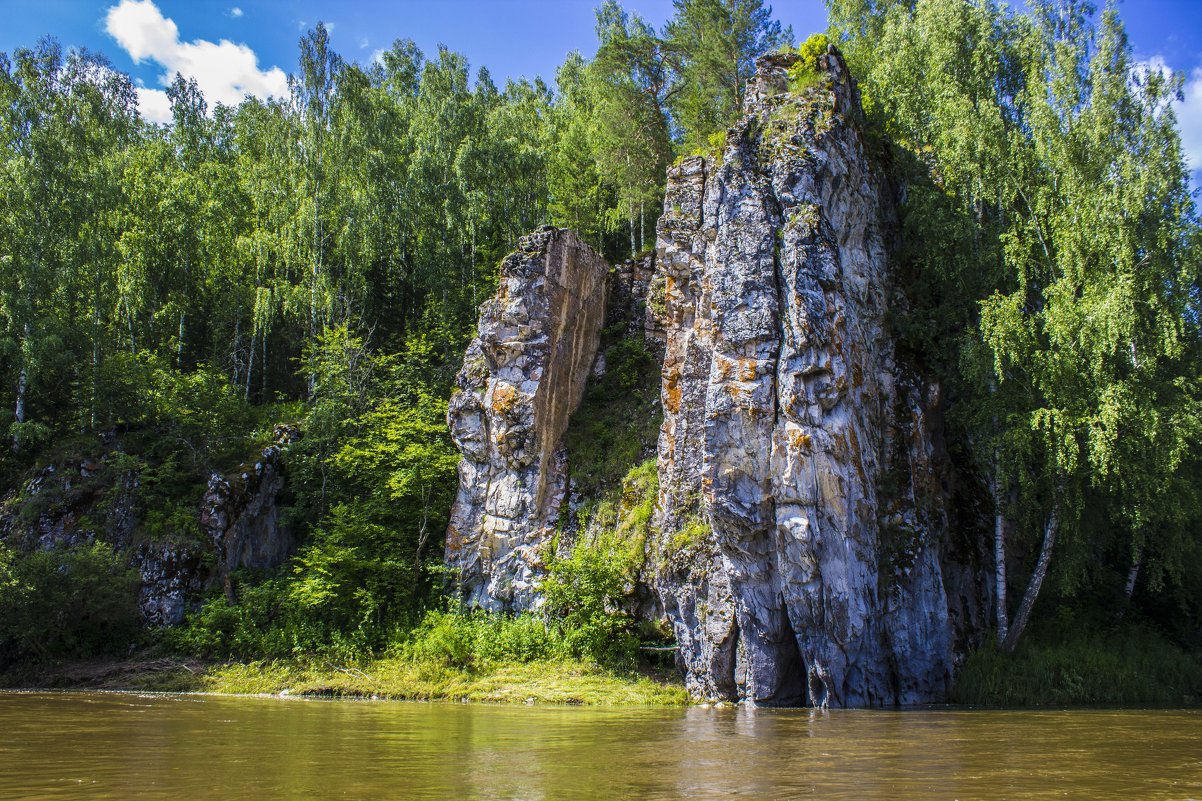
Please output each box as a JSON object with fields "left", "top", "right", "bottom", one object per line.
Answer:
{"left": 0, "top": 692, "right": 1199, "bottom": 800}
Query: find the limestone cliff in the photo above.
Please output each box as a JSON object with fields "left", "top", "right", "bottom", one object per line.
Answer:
{"left": 445, "top": 227, "right": 609, "bottom": 610}
{"left": 652, "top": 48, "right": 975, "bottom": 706}
{"left": 441, "top": 51, "right": 987, "bottom": 706}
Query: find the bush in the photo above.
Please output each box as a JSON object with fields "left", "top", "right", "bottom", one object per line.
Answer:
{"left": 786, "top": 32, "right": 831, "bottom": 94}
{"left": 543, "top": 527, "right": 644, "bottom": 668}
{"left": 400, "top": 609, "right": 562, "bottom": 669}
{"left": 0, "top": 541, "right": 141, "bottom": 663}
{"left": 166, "top": 566, "right": 392, "bottom": 662}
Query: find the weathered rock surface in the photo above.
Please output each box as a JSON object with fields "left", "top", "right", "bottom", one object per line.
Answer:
{"left": 611, "top": 253, "right": 666, "bottom": 349}
{"left": 651, "top": 48, "right": 981, "bottom": 707}
{"left": 446, "top": 226, "right": 610, "bottom": 610}
{"left": 199, "top": 423, "right": 301, "bottom": 612}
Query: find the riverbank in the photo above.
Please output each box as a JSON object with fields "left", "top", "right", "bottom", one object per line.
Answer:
{"left": 0, "top": 655, "right": 690, "bottom": 705}
{"left": 8, "top": 622, "right": 1199, "bottom": 708}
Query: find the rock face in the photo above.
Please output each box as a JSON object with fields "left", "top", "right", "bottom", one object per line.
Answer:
{"left": 611, "top": 253, "right": 666, "bottom": 348}
{"left": 652, "top": 49, "right": 970, "bottom": 707}
{"left": 197, "top": 423, "right": 301, "bottom": 611}
{"left": 446, "top": 227, "right": 610, "bottom": 610}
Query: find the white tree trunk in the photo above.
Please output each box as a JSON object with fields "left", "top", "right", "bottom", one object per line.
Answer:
{"left": 1002, "top": 504, "right": 1059, "bottom": 654}
{"left": 12, "top": 325, "right": 28, "bottom": 454}
{"left": 177, "top": 311, "right": 186, "bottom": 368}
{"left": 993, "top": 477, "right": 1009, "bottom": 646}
{"left": 1123, "top": 553, "right": 1141, "bottom": 602}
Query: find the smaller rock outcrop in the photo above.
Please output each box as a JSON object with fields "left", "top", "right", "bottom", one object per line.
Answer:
{"left": 446, "top": 227, "right": 610, "bottom": 610}
{"left": 199, "top": 423, "right": 301, "bottom": 607}
{"left": 0, "top": 423, "right": 301, "bottom": 626}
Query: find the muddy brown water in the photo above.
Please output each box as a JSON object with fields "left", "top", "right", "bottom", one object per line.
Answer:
{"left": 1, "top": 691, "right": 1199, "bottom": 800}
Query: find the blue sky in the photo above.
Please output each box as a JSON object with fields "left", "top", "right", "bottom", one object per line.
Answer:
{"left": 0, "top": 0, "right": 1199, "bottom": 173}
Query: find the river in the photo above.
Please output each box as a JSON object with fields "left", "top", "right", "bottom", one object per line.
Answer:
{"left": 1, "top": 692, "right": 1199, "bottom": 800}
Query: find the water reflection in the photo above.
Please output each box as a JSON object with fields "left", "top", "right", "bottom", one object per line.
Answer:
{"left": 0, "top": 692, "right": 1198, "bottom": 800}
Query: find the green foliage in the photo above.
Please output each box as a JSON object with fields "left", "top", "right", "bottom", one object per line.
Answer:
{"left": 665, "top": 0, "right": 794, "bottom": 151}
{"left": 0, "top": 542, "right": 140, "bottom": 663}
{"left": 564, "top": 333, "right": 661, "bottom": 499}
{"left": 96, "top": 351, "right": 254, "bottom": 461}
{"left": 164, "top": 576, "right": 294, "bottom": 660}
{"left": 798, "top": 31, "right": 831, "bottom": 64}
{"left": 953, "top": 621, "right": 1202, "bottom": 706}
{"left": 831, "top": 0, "right": 1202, "bottom": 648}
{"left": 668, "top": 516, "right": 712, "bottom": 556}
{"left": 286, "top": 505, "right": 416, "bottom": 642}
{"left": 539, "top": 459, "right": 660, "bottom": 668}
{"left": 690, "top": 130, "right": 728, "bottom": 160}
{"left": 169, "top": 328, "right": 461, "bottom": 660}
{"left": 785, "top": 32, "right": 831, "bottom": 94}
{"left": 542, "top": 528, "right": 643, "bottom": 667}
{"left": 400, "top": 609, "right": 562, "bottom": 668}
{"left": 166, "top": 566, "right": 399, "bottom": 662}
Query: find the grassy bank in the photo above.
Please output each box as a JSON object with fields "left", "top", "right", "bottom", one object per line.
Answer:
{"left": 1, "top": 655, "right": 688, "bottom": 705}
{"left": 952, "top": 622, "right": 1202, "bottom": 707}
{"left": 1, "top": 605, "right": 689, "bottom": 705}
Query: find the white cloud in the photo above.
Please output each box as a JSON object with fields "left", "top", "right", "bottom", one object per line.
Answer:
{"left": 1134, "top": 56, "right": 1202, "bottom": 185}
{"left": 1177, "top": 67, "right": 1202, "bottom": 174}
{"left": 135, "top": 86, "right": 172, "bottom": 121}
{"left": 359, "top": 37, "right": 369, "bottom": 49}
{"left": 229, "top": 7, "right": 243, "bottom": 18}
{"left": 105, "top": 0, "right": 287, "bottom": 124}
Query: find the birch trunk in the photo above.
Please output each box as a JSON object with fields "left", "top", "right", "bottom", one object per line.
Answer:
{"left": 993, "top": 474, "right": 1009, "bottom": 646}
{"left": 12, "top": 323, "right": 28, "bottom": 454}
{"left": 1001, "top": 504, "right": 1059, "bottom": 654}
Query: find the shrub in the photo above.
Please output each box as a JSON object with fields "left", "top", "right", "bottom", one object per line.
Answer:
{"left": 542, "top": 529, "right": 644, "bottom": 667}
{"left": 0, "top": 542, "right": 141, "bottom": 663}
{"left": 787, "top": 32, "right": 831, "bottom": 94}
{"left": 952, "top": 622, "right": 1202, "bottom": 706}
{"left": 400, "top": 609, "right": 562, "bottom": 669}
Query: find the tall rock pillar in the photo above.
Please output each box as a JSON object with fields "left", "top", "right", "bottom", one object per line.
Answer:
{"left": 445, "top": 226, "right": 609, "bottom": 611}
{"left": 653, "top": 49, "right": 960, "bottom": 707}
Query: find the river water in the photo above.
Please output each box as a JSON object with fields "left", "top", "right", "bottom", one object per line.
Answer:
{"left": 1, "top": 692, "right": 1199, "bottom": 800}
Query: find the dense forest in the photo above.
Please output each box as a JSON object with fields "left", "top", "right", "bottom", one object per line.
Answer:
{"left": 0, "top": 0, "right": 1199, "bottom": 702}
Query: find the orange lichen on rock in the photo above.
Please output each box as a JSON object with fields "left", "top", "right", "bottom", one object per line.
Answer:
{"left": 664, "top": 368, "right": 683, "bottom": 414}
{"left": 490, "top": 383, "right": 519, "bottom": 415}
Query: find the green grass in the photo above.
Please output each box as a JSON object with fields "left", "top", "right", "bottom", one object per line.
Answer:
{"left": 4, "top": 654, "right": 688, "bottom": 705}
{"left": 198, "top": 658, "right": 687, "bottom": 704}
{"left": 952, "top": 622, "right": 1202, "bottom": 706}
{"left": 7, "top": 605, "right": 689, "bottom": 705}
